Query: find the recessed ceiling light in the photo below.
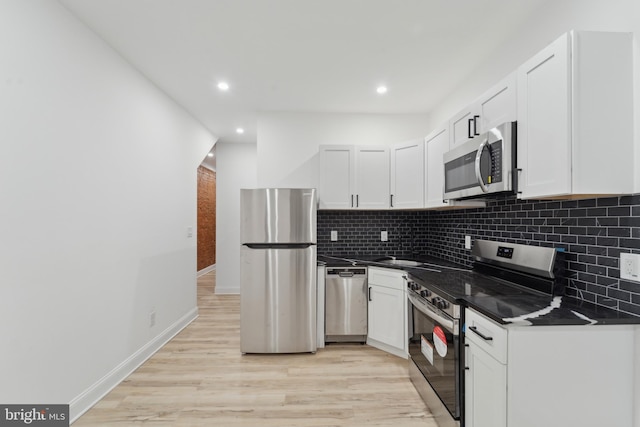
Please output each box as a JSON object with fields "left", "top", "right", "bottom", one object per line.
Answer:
{"left": 236, "top": 128, "right": 244, "bottom": 134}
{"left": 207, "top": 153, "right": 214, "bottom": 157}
{"left": 217, "top": 82, "right": 229, "bottom": 91}
{"left": 376, "top": 85, "right": 388, "bottom": 94}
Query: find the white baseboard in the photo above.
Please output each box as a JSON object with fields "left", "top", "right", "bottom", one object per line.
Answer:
{"left": 197, "top": 263, "right": 216, "bottom": 277}
{"left": 69, "top": 307, "right": 199, "bottom": 424}
{"left": 214, "top": 286, "right": 240, "bottom": 294}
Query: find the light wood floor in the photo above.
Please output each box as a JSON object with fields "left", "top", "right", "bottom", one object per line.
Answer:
{"left": 74, "top": 270, "right": 436, "bottom": 426}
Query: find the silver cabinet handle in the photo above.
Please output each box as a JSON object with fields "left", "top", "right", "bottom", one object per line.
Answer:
{"left": 515, "top": 168, "right": 523, "bottom": 194}
{"left": 474, "top": 138, "right": 490, "bottom": 193}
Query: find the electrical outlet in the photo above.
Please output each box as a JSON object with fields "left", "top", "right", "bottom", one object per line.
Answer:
{"left": 620, "top": 253, "right": 640, "bottom": 282}
{"left": 381, "top": 231, "right": 388, "bottom": 242}
{"left": 465, "top": 235, "right": 472, "bottom": 250}
{"left": 330, "top": 230, "right": 338, "bottom": 241}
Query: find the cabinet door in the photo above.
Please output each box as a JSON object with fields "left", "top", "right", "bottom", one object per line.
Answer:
{"left": 449, "top": 107, "right": 476, "bottom": 149}
{"left": 367, "top": 284, "right": 405, "bottom": 350}
{"left": 424, "top": 126, "right": 449, "bottom": 208}
{"left": 465, "top": 342, "right": 507, "bottom": 427}
{"left": 318, "top": 145, "right": 355, "bottom": 209}
{"left": 517, "top": 33, "right": 572, "bottom": 199}
{"left": 477, "top": 73, "right": 517, "bottom": 133}
{"left": 355, "top": 146, "right": 390, "bottom": 209}
{"left": 390, "top": 139, "right": 424, "bottom": 209}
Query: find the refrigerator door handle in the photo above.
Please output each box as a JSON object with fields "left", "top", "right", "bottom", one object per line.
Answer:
{"left": 244, "top": 243, "right": 314, "bottom": 249}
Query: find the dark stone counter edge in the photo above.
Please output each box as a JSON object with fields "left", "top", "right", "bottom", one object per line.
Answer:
{"left": 318, "top": 254, "right": 640, "bottom": 326}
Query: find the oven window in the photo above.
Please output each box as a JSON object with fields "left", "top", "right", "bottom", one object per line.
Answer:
{"left": 409, "top": 305, "right": 460, "bottom": 418}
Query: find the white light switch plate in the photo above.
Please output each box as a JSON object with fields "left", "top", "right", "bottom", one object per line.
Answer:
{"left": 620, "top": 253, "right": 640, "bottom": 282}
{"left": 330, "top": 230, "right": 338, "bottom": 241}
{"left": 381, "top": 231, "right": 388, "bottom": 242}
{"left": 465, "top": 235, "right": 472, "bottom": 250}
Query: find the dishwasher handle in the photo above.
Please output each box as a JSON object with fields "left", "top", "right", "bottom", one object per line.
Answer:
{"left": 338, "top": 271, "right": 354, "bottom": 278}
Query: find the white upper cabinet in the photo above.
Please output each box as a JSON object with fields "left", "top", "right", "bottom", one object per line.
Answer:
{"left": 424, "top": 126, "right": 449, "bottom": 208}
{"left": 517, "top": 31, "right": 634, "bottom": 199}
{"left": 318, "top": 145, "right": 355, "bottom": 209}
{"left": 450, "top": 107, "right": 476, "bottom": 148}
{"left": 450, "top": 72, "right": 517, "bottom": 149}
{"left": 390, "top": 139, "right": 424, "bottom": 209}
{"left": 355, "top": 146, "right": 390, "bottom": 209}
{"left": 319, "top": 145, "right": 390, "bottom": 209}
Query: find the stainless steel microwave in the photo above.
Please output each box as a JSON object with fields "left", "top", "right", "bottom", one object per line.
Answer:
{"left": 443, "top": 121, "right": 516, "bottom": 200}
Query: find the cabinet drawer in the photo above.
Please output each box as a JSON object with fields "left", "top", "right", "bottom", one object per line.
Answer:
{"left": 465, "top": 309, "right": 507, "bottom": 364}
{"left": 368, "top": 267, "right": 406, "bottom": 291}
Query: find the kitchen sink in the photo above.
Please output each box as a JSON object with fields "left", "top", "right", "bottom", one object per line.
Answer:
{"left": 376, "top": 258, "right": 423, "bottom": 267}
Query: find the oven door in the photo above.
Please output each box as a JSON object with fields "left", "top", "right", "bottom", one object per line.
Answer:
{"left": 408, "top": 293, "right": 460, "bottom": 420}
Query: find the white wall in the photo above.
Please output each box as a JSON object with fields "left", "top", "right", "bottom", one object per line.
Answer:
{"left": 0, "top": 0, "right": 215, "bottom": 420}
{"left": 426, "top": 0, "right": 640, "bottom": 190}
{"left": 215, "top": 113, "right": 426, "bottom": 296}
{"left": 214, "top": 142, "right": 257, "bottom": 294}
{"left": 256, "top": 112, "right": 431, "bottom": 188}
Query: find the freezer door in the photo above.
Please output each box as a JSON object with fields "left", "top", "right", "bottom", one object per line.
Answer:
{"left": 240, "top": 245, "right": 317, "bottom": 353}
{"left": 240, "top": 188, "right": 317, "bottom": 244}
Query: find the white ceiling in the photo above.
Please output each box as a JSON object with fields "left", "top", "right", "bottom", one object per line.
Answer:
{"left": 58, "top": 0, "right": 549, "bottom": 146}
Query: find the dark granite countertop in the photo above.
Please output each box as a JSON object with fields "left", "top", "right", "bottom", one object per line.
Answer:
{"left": 318, "top": 254, "right": 640, "bottom": 326}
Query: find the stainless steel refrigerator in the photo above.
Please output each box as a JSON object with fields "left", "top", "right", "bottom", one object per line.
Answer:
{"left": 240, "top": 188, "right": 317, "bottom": 354}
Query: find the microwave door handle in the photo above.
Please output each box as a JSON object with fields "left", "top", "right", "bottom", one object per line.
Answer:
{"left": 474, "top": 138, "right": 490, "bottom": 193}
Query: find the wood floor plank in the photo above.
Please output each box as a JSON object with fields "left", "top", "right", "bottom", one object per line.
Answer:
{"left": 74, "top": 270, "right": 436, "bottom": 426}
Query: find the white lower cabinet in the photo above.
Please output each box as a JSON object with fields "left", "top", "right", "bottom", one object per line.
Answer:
{"left": 465, "top": 308, "right": 637, "bottom": 427}
{"left": 465, "top": 309, "right": 507, "bottom": 427}
{"left": 367, "top": 267, "right": 408, "bottom": 358}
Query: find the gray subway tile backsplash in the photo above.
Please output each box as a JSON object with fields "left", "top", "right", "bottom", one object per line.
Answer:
{"left": 317, "top": 194, "right": 640, "bottom": 317}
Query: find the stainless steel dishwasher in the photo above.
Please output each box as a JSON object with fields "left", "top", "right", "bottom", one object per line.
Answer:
{"left": 325, "top": 267, "right": 368, "bottom": 343}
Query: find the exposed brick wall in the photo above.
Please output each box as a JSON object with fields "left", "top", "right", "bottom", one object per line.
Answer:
{"left": 197, "top": 166, "right": 216, "bottom": 270}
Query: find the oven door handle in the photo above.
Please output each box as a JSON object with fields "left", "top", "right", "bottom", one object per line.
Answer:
{"left": 408, "top": 293, "right": 457, "bottom": 334}
{"left": 474, "top": 137, "right": 490, "bottom": 193}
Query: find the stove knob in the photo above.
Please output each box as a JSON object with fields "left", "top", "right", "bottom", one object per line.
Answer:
{"left": 420, "top": 290, "right": 428, "bottom": 298}
{"left": 440, "top": 300, "right": 450, "bottom": 310}
{"left": 412, "top": 283, "right": 420, "bottom": 291}
{"left": 431, "top": 297, "right": 439, "bottom": 306}
{"left": 407, "top": 282, "right": 412, "bottom": 289}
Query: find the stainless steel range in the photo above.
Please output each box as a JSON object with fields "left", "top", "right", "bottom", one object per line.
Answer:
{"left": 406, "top": 240, "right": 565, "bottom": 427}
{"left": 407, "top": 276, "right": 463, "bottom": 427}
